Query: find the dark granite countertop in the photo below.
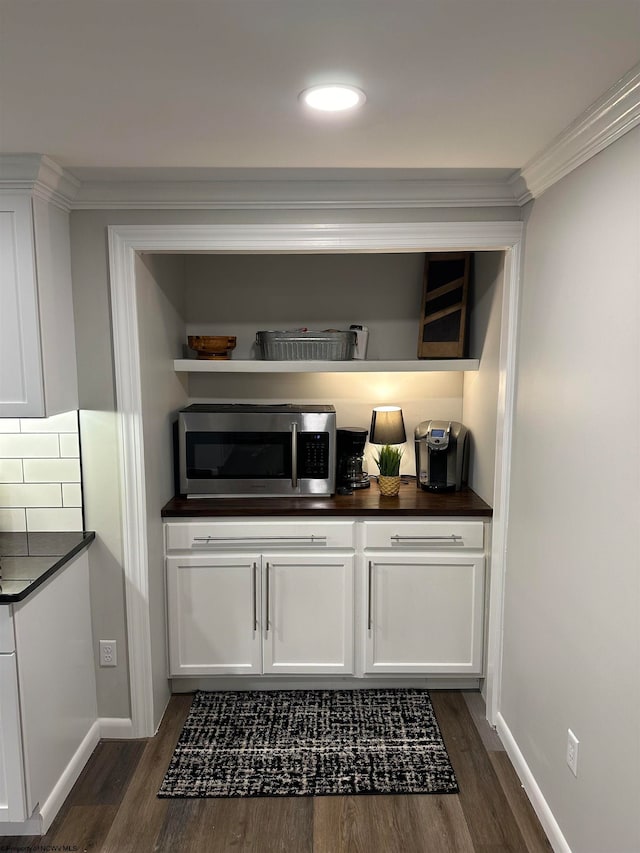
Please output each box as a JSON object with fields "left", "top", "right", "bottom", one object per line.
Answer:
{"left": 0, "top": 531, "right": 95, "bottom": 603}
{"left": 161, "top": 482, "right": 492, "bottom": 518}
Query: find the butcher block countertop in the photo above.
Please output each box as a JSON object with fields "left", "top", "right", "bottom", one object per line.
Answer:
{"left": 161, "top": 481, "right": 492, "bottom": 518}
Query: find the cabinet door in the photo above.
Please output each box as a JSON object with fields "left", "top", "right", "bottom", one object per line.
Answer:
{"left": 262, "top": 553, "right": 354, "bottom": 675}
{"left": 167, "top": 554, "right": 261, "bottom": 676}
{"left": 364, "top": 553, "right": 484, "bottom": 675}
{"left": 0, "top": 194, "right": 44, "bottom": 417}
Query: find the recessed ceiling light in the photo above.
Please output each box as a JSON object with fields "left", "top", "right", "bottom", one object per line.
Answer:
{"left": 300, "top": 84, "right": 366, "bottom": 112}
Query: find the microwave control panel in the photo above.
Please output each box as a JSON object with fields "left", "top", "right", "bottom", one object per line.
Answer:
{"left": 298, "top": 432, "right": 330, "bottom": 478}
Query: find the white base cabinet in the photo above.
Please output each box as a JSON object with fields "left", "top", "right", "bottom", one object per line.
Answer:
{"left": 166, "top": 551, "right": 354, "bottom": 677}
{"left": 0, "top": 550, "right": 97, "bottom": 829}
{"left": 364, "top": 553, "right": 485, "bottom": 675}
{"left": 165, "top": 516, "right": 487, "bottom": 682}
{"left": 362, "top": 519, "right": 486, "bottom": 676}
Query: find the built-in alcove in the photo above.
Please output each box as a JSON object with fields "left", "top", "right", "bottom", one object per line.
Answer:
{"left": 108, "top": 219, "right": 522, "bottom": 736}
{"left": 134, "top": 247, "right": 504, "bottom": 707}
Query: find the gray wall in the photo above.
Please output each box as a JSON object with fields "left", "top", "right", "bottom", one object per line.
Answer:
{"left": 462, "top": 251, "right": 504, "bottom": 505}
{"left": 70, "top": 204, "right": 517, "bottom": 719}
{"left": 502, "top": 127, "right": 640, "bottom": 852}
{"left": 184, "top": 252, "right": 426, "bottom": 360}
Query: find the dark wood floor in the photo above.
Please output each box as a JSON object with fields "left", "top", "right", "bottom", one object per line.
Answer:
{"left": 1, "top": 691, "right": 552, "bottom": 852}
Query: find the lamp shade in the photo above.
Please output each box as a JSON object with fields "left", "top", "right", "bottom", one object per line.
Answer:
{"left": 369, "top": 406, "right": 406, "bottom": 445}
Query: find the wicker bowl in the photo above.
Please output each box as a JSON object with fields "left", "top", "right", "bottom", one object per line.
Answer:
{"left": 188, "top": 335, "right": 237, "bottom": 360}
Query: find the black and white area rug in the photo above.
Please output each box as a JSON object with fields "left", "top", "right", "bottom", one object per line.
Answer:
{"left": 158, "top": 689, "right": 459, "bottom": 798}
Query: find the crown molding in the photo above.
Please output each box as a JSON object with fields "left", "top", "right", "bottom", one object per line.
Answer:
{"left": 71, "top": 177, "right": 520, "bottom": 210}
{"left": 515, "top": 62, "right": 640, "bottom": 203}
{"left": 3, "top": 62, "right": 638, "bottom": 213}
{"left": 0, "top": 154, "right": 80, "bottom": 211}
{"left": 33, "top": 155, "right": 81, "bottom": 210}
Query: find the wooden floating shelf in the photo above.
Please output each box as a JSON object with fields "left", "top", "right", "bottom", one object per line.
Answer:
{"left": 173, "top": 358, "right": 480, "bottom": 374}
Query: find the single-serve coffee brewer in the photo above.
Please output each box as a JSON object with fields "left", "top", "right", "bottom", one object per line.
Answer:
{"left": 336, "top": 427, "right": 370, "bottom": 491}
{"left": 415, "top": 420, "right": 469, "bottom": 492}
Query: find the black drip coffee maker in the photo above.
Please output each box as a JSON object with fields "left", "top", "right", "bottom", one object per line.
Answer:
{"left": 336, "top": 427, "right": 370, "bottom": 492}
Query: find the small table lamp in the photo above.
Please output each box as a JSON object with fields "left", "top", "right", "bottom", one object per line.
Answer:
{"left": 369, "top": 406, "right": 406, "bottom": 496}
{"left": 369, "top": 406, "right": 406, "bottom": 447}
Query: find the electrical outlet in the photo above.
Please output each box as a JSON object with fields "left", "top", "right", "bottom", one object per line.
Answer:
{"left": 566, "top": 729, "right": 579, "bottom": 776}
{"left": 99, "top": 640, "right": 117, "bottom": 667}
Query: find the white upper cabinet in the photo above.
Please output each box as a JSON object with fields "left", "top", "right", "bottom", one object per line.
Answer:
{"left": 0, "top": 191, "right": 78, "bottom": 417}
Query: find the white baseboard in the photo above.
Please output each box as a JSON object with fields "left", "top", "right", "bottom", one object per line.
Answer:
{"left": 0, "top": 813, "right": 42, "bottom": 836}
{"left": 39, "top": 719, "right": 102, "bottom": 833}
{"left": 99, "top": 716, "right": 135, "bottom": 739}
{"left": 496, "top": 712, "right": 571, "bottom": 853}
{"left": 0, "top": 715, "right": 137, "bottom": 837}
{"left": 0, "top": 716, "right": 138, "bottom": 837}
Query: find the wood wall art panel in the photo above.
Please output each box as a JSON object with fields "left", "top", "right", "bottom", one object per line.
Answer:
{"left": 418, "top": 252, "right": 471, "bottom": 359}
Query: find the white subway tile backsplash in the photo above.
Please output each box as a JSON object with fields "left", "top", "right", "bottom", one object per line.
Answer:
{"left": 0, "top": 508, "right": 26, "bottom": 532}
{"left": 0, "top": 459, "right": 23, "bottom": 483}
{"left": 62, "top": 483, "right": 82, "bottom": 507}
{"left": 59, "top": 433, "right": 80, "bottom": 458}
{"left": 20, "top": 411, "right": 79, "bottom": 433}
{"left": 23, "top": 458, "right": 81, "bottom": 483}
{"left": 0, "top": 433, "right": 60, "bottom": 458}
{"left": 0, "top": 483, "right": 62, "bottom": 508}
{"left": 26, "top": 507, "right": 83, "bottom": 532}
{"left": 0, "top": 410, "right": 83, "bottom": 532}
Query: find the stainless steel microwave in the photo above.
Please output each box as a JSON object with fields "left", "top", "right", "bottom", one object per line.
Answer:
{"left": 178, "top": 404, "right": 336, "bottom": 497}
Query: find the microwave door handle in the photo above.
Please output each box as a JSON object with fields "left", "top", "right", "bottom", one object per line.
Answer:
{"left": 291, "top": 422, "right": 298, "bottom": 489}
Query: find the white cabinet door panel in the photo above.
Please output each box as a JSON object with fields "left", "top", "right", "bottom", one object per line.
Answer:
{"left": 167, "top": 554, "right": 261, "bottom": 676}
{"left": 262, "top": 554, "right": 354, "bottom": 675}
{"left": 365, "top": 553, "right": 484, "bottom": 674}
{"left": 0, "top": 195, "right": 43, "bottom": 417}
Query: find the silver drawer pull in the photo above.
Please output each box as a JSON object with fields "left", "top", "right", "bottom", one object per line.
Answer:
{"left": 252, "top": 562, "right": 258, "bottom": 632}
{"left": 192, "top": 535, "right": 328, "bottom": 543}
{"left": 390, "top": 534, "right": 463, "bottom": 542}
{"left": 265, "top": 562, "right": 271, "bottom": 632}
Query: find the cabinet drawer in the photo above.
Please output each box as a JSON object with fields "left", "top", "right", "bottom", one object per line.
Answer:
{"left": 165, "top": 520, "right": 355, "bottom": 551}
{"left": 363, "top": 520, "right": 484, "bottom": 550}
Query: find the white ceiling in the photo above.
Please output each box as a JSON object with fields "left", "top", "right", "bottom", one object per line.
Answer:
{"left": 1, "top": 0, "right": 639, "bottom": 178}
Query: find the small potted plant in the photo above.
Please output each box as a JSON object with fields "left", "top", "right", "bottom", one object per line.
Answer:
{"left": 374, "top": 444, "right": 403, "bottom": 497}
